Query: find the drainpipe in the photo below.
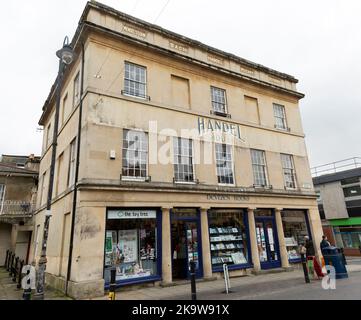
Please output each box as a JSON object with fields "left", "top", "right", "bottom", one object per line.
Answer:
{"left": 65, "top": 41, "right": 85, "bottom": 296}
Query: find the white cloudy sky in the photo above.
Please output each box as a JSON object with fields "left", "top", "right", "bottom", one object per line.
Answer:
{"left": 0, "top": 0, "right": 360, "bottom": 168}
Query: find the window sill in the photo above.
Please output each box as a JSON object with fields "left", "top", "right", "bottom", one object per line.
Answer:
{"left": 274, "top": 125, "right": 291, "bottom": 132}
{"left": 284, "top": 186, "right": 298, "bottom": 191}
{"left": 212, "top": 263, "right": 252, "bottom": 273}
{"left": 121, "top": 176, "right": 151, "bottom": 182}
{"left": 121, "top": 90, "right": 151, "bottom": 101}
{"left": 104, "top": 275, "right": 161, "bottom": 289}
{"left": 210, "top": 110, "right": 231, "bottom": 118}
{"left": 173, "top": 178, "right": 199, "bottom": 185}
{"left": 218, "top": 183, "right": 236, "bottom": 187}
{"left": 253, "top": 184, "right": 273, "bottom": 190}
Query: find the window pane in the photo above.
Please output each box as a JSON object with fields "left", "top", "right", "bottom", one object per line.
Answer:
{"left": 273, "top": 104, "right": 287, "bottom": 129}
{"left": 173, "top": 137, "right": 194, "bottom": 182}
{"left": 251, "top": 150, "right": 267, "bottom": 185}
{"left": 122, "top": 130, "right": 148, "bottom": 179}
{"left": 124, "top": 62, "right": 147, "bottom": 98}
{"left": 211, "top": 87, "right": 226, "bottom": 113}
{"left": 281, "top": 154, "right": 296, "bottom": 188}
{"left": 215, "top": 144, "right": 234, "bottom": 184}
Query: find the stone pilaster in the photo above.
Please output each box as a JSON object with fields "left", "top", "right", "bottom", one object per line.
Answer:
{"left": 200, "top": 208, "right": 213, "bottom": 279}
{"left": 307, "top": 207, "right": 324, "bottom": 261}
{"left": 247, "top": 208, "right": 261, "bottom": 272}
{"left": 161, "top": 207, "right": 172, "bottom": 284}
{"left": 275, "top": 208, "right": 290, "bottom": 269}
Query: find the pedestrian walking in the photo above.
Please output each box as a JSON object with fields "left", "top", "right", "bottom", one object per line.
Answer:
{"left": 304, "top": 236, "right": 324, "bottom": 279}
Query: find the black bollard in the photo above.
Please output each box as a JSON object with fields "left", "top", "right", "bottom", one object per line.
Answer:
{"left": 6, "top": 253, "right": 11, "bottom": 272}
{"left": 17, "top": 260, "right": 24, "bottom": 289}
{"left": 301, "top": 253, "right": 310, "bottom": 283}
{"left": 190, "top": 260, "right": 197, "bottom": 301}
{"left": 9, "top": 253, "right": 15, "bottom": 276}
{"left": 13, "top": 257, "right": 19, "bottom": 282}
{"left": 108, "top": 268, "right": 116, "bottom": 300}
{"left": 4, "top": 250, "right": 9, "bottom": 268}
{"left": 6, "top": 251, "right": 11, "bottom": 271}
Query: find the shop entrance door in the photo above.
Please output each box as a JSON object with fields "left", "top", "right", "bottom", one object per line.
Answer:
{"left": 171, "top": 219, "right": 202, "bottom": 280}
{"left": 255, "top": 217, "right": 281, "bottom": 269}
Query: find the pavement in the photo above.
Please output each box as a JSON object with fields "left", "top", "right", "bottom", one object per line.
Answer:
{"left": 91, "top": 260, "right": 361, "bottom": 300}
{"left": 1, "top": 257, "right": 361, "bottom": 300}
{"left": 0, "top": 267, "right": 71, "bottom": 300}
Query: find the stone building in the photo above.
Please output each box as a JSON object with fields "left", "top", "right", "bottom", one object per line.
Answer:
{"left": 31, "top": 1, "right": 322, "bottom": 299}
{"left": 0, "top": 154, "right": 39, "bottom": 265}
{"left": 312, "top": 158, "right": 361, "bottom": 256}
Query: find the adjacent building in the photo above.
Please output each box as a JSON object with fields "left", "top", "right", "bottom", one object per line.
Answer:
{"left": 31, "top": 1, "right": 323, "bottom": 299}
{"left": 0, "top": 154, "right": 39, "bottom": 265}
{"left": 313, "top": 157, "right": 361, "bottom": 256}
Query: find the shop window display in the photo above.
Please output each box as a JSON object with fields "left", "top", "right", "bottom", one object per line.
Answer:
{"left": 335, "top": 226, "right": 361, "bottom": 249}
{"left": 104, "top": 210, "right": 158, "bottom": 284}
{"left": 208, "top": 210, "right": 249, "bottom": 268}
{"left": 281, "top": 210, "right": 309, "bottom": 261}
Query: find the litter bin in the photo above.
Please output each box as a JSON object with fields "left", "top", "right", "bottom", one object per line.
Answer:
{"left": 322, "top": 246, "right": 348, "bottom": 279}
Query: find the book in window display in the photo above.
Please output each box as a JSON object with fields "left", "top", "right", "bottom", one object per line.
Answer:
{"left": 231, "top": 252, "right": 247, "bottom": 265}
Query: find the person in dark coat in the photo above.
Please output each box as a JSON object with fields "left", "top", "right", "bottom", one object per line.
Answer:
{"left": 320, "top": 235, "right": 331, "bottom": 252}
{"left": 304, "top": 236, "right": 315, "bottom": 258}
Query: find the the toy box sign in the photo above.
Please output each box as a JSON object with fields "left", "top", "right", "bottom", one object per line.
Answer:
{"left": 108, "top": 210, "right": 157, "bottom": 220}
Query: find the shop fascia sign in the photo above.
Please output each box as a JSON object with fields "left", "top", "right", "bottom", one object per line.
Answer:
{"left": 207, "top": 194, "right": 250, "bottom": 201}
{"left": 108, "top": 210, "right": 157, "bottom": 220}
{"left": 198, "top": 117, "right": 246, "bottom": 143}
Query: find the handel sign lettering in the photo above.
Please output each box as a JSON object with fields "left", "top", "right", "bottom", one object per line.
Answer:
{"left": 198, "top": 117, "right": 245, "bottom": 143}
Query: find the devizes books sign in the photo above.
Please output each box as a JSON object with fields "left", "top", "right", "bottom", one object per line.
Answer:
{"left": 207, "top": 194, "right": 250, "bottom": 202}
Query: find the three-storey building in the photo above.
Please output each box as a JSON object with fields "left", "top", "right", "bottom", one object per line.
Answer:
{"left": 31, "top": 1, "right": 322, "bottom": 299}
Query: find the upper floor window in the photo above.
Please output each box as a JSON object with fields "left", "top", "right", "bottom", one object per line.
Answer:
{"left": 211, "top": 86, "right": 227, "bottom": 115}
{"left": 61, "top": 93, "right": 68, "bottom": 125}
{"left": 0, "top": 184, "right": 5, "bottom": 213}
{"left": 281, "top": 154, "right": 297, "bottom": 189}
{"left": 173, "top": 137, "right": 195, "bottom": 183}
{"left": 124, "top": 62, "right": 147, "bottom": 99}
{"left": 122, "top": 130, "right": 148, "bottom": 180}
{"left": 343, "top": 185, "right": 361, "bottom": 198}
{"left": 316, "top": 190, "right": 322, "bottom": 202}
{"left": 215, "top": 143, "right": 234, "bottom": 185}
{"left": 73, "top": 72, "right": 80, "bottom": 107}
{"left": 273, "top": 103, "right": 288, "bottom": 130}
{"left": 46, "top": 123, "right": 52, "bottom": 149}
{"left": 251, "top": 149, "right": 268, "bottom": 186}
{"left": 67, "top": 139, "right": 76, "bottom": 187}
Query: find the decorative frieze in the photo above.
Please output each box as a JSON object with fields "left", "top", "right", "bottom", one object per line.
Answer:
{"left": 122, "top": 24, "right": 147, "bottom": 39}
{"left": 240, "top": 66, "right": 255, "bottom": 76}
{"left": 208, "top": 54, "right": 224, "bottom": 66}
{"left": 169, "top": 40, "right": 188, "bottom": 53}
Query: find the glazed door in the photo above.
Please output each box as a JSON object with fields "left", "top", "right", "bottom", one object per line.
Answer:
{"left": 185, "top": 221, "right": 202, "bottom": 278}
{"left": 171, "top": 218, "right": 203, "bottom": 280}
{"left": 255, "top": 218, "right": 281, "bottom": 269}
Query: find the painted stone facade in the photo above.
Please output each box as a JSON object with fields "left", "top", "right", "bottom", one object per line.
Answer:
{"left": 31, "top": 1, "right": 322, "bottom": 299}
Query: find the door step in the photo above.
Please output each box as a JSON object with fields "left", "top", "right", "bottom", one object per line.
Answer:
{"left": 252, "top": 267, "right": 294, "bottom": 275}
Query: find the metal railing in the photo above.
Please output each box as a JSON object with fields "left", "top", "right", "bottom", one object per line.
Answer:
{"left": 4, "top": 249, "right": 25, "bottom": 289}
{"left": 0, "top": 201, "right": 35, "bottom": 217}
{"left": 311, "top": 157, "right": 361, "bottom": 177}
